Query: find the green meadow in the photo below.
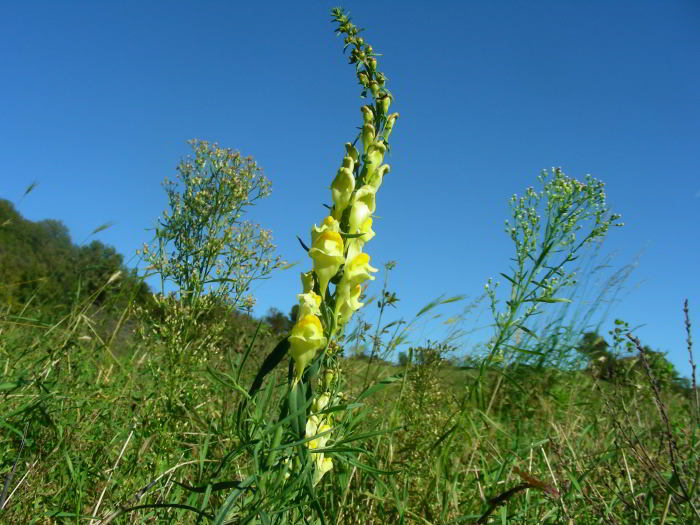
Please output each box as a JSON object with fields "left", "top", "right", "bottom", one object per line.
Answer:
{"left": 2, "top": 8, "right": 697, "bottom": 525}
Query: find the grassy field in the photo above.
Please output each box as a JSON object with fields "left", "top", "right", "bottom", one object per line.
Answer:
{"left": 1, "top": 295, "right": 697, "bottom": 524}
{"left": 2, "top": 7, "right": 698, "bottom": 524}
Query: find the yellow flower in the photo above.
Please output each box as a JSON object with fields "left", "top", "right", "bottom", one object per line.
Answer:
{"left": 313, "top": 392, "right": 331, "bottom": 412}
{"left": 346, "top": 216, "right": 375, "bottom": 262}
{"left": 312, "top": 456, "right": 333, "bottom": 487}
{"left": 309, "top": 217, "right": 345, "bottom": 297}
{"left": 289, "top": 314, "right": 327, "bottom": 382}
{"left": 363, "top": 142, "right": 386, "bottom": 182}
{"left": 297, "top": 291, "right": 322, "bottom": 319}
{"left": 383, "top": 112, "right": 399, "bottom": 141}
{"left": 365, "top": 163, "right": 390, "bottom": 192}
{"left": 342, "top": 253, "right": 378, "bottom": 288}
{"left": 348, "top": 186, "right": 376, "bottom": 234}
{"left": 311, "top": 215, "right": 340, "bottom": 243}
{"left": 336, "top": 284, "right": 364, "bottom": 327}
{"left": 345, "top": 142, "right": 359, "bottom": 163}
{"left": 334, "top": 254, "right": 377, "bottom": 326}
{"left": 331, "top": 163, "right": 355, "bottom": 219}
{"left": 362, "top": 123, "right": 375, "bottom": 154}
{"left": 305, "top": 416, "right": 334, "bottom": 486}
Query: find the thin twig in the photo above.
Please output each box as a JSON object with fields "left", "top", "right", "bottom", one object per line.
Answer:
{"left": 683, "top": 299, "right": 698, "bottom": 424}
{"left": 626, "top": 333, "right": 700, "bottom": 519}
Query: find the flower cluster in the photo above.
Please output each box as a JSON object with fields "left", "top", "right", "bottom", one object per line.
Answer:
{"left": 284, "top": 7, "right": 400, "bottom": 485}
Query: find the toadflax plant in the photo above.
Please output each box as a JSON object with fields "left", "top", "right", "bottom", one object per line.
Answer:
{"left": 213, "top": 8, "right": 402, "bottom": 524}
{"left": 284, "top": 6, "right": 399, "bottom": 487}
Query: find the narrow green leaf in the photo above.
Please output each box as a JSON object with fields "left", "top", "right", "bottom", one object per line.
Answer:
{"left": 91, "top": 221, "right": 116, "bottom": 235}
{"left": 212, "top": 475, "right": 256, "bottom": 525}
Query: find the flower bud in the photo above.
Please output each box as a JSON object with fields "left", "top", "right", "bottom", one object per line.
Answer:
{"left": 366, "top": 163, "right": 390, "bottom": 192}
{"left": 345, "top": 142, "right": 359, "bottom": 163}
{"left": 377, "top": 95, "right": 390, "bottom": 115}
{"left": 323, "top": 369, "right": 335, "bottom": 389}
{"left": 331, "top": 166, "right": 355, "bottom": 218}
{"left": 362, "top": 123, "right": 375, "bottom": 154}
{"left": 345, "top": 216, "right": 375, "bottom": 262}
{"left": 348, "top": 186, "right": 376, "bottom": 234}
{"left": 357, "top": 71, "right": 369, "bottom": 86}
{"left": 313, "top": 392, "right": 331, "bottom": 412}
{"left": 297, "top": 291, "right": 322, "bottom": 319}
{"left": 383, "top": 112, "right": 399, "bottom": 141}
{"left": 362, "top": 141, "right": 387, "bottom": 180}
{"left": 301, "top": 271, "right": 315, "bottom": 294}
{"left": 361, "top": 105, "right": 374, "bottom": 125}
{"left": 369, "top": 80, "right": 380, "bottom": 97}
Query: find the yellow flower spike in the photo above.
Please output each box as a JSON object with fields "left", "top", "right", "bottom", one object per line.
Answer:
{"left": 361, "top": 123, "right": 375, "bottom": 154}
{"left": 348, "top": 186, "right": 376, "bottom": 234}
{"left": 331, "top": 166, "right": 355, "bottom": 219}
{"left": 309, "top": 229, "right": 345, "bottom": 298}
{"left": 337, "top": 284, "right": 364, "bottom": 327}
{"left": 366, "top": 163, "right": 390, "bottom": 192}
{"left": 346, "top": 216, "right": 375, "bottom": 262}
{"left": 289, "top": 314, "right": 327, "bottom": 383}
{"left": 297, "top": 291, "right": 322, "bottom": 319}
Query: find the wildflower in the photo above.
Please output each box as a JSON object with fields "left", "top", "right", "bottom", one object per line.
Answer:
{"left": 297, "top": 291, "right": 322, "bottom": 318}
{"left": 309, "top": 217, "right": 345, "bottom": 297}
{"left": 331, "top": 162, "right": 356, "bottom": 219}
{"left": 334, "top": 254, "right": 376, "bottom": 328}
{"left": 345, "top": 216, "right": 375, "bottom": 262}
{"left": 365, "top": 163, "right": 390, "bottom": 192}
{"left": 289, "top": 314, "right": 327, "bottom": 383}
{"left": 341, "top": 253, "right": 378, "bottom": 289}
{"left": 336, "top": 284, "right": 364, "bottom": 327}
{"left": 348, "top": 186, "right": 376, "bottom": 234}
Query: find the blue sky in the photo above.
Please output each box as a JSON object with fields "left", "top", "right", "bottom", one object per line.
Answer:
{"left": 1, "top": 1, "right": 698, "bottom": 377}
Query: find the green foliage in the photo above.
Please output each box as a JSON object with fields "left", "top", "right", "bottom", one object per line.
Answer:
{"left": 143, "top": 139, "right": 282, "bottom": 311}
{"left": 137, "top": 140, "right": 284, "bottom": 388}
{"left": 484, "top": 168, "right": 623, "bottom": 369}
{"left": 0, "top": 198, "right": 149, "bottom": 316}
